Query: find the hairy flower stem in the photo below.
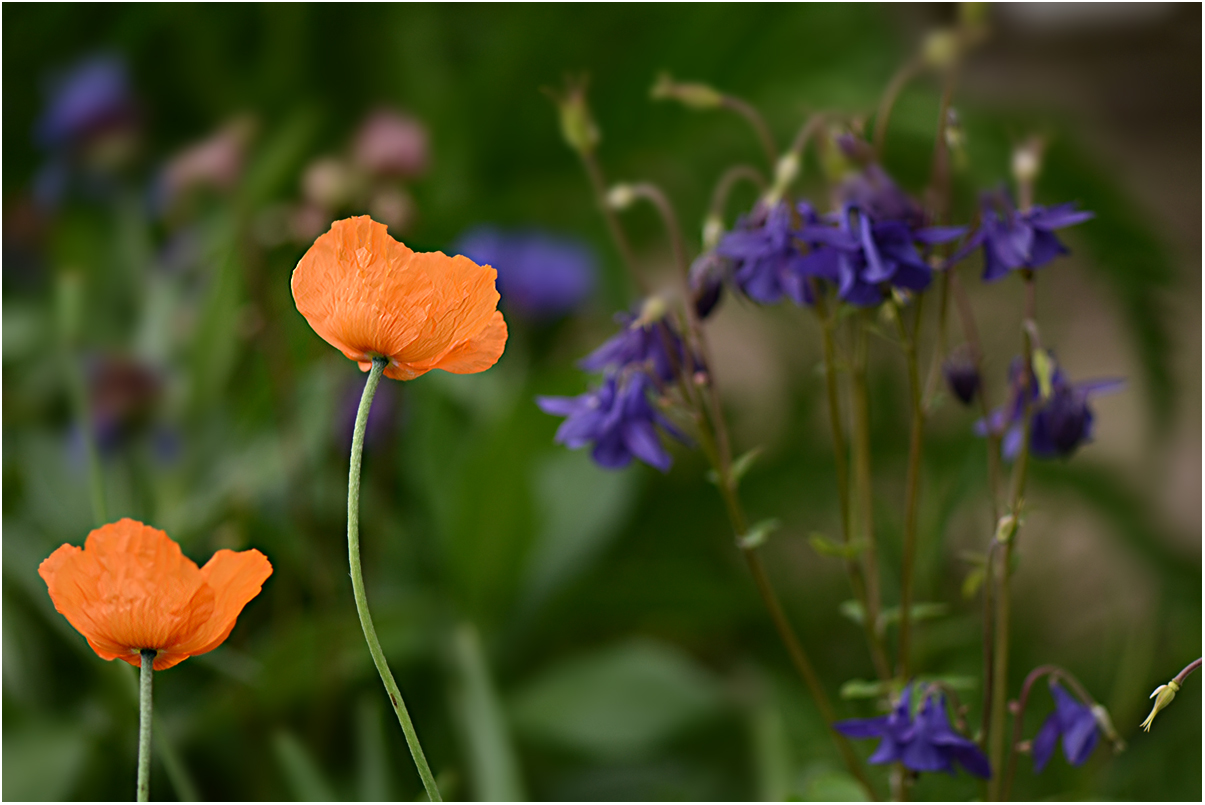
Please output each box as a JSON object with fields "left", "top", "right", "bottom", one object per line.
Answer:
{"left": 837, "top": 305, "right": 890, "bottom": 680}
{"left": 708, "top": 165, "right": 768, "bottom": 225}
{"left": 137, "top": 650, "right": 155, "bottom": 802}
{"left": 895, "top": 295, "right": 926, "bottom": 681}
{"left": 987, "top": 278, "right": 1037, "bottom": 801}
{"left": 1001, "top": 665, "right": 1098, "bottom": 801}
{"left": 350, "top": 358, "right": 441, "bottom": 802}
{"left": 874, "top": 59, "right": 921, "bottom": 158}
{"left": 719, "top": 95, "right": 779, "bottom": 170}
{"left": 581, "top": 152, "right": 646, "bottom": 294}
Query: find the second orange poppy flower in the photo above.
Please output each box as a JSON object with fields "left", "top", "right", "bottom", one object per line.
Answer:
{"left": 292, "top": 215, "right": 508, "bottom": 381}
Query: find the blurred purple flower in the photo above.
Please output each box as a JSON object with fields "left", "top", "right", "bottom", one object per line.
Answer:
{"left": 835, "top": 685, "right": 991, "bottom": 779}
{"left": 1032, "top": 682, "right": 1100, "bottom": 772}
{"left": 717, "top": 201, "right": 822, "bottom": 306}
{"left": 536, "top": 372, "right": 685, "bottom": 472}
{"left": 340, "top": 374, "right": 396, "bottom": 449}
{"left": 87, "top": 355, "right": 162, "bottom": 454}
{"left": 953, "top": 193, "right": 1094, "bottom": 281}
{"left": 455, "top": 226, "right": 597, "bottom": 321}
{"left": 352, "top": 108, "right": 429, "bottom": 179}
{"left": 838, "top": 163, "right": 926, "bottom": 229}
{"left": 578, "top": 308, "right": 697, "bottom": 385}
{"left": 35, "top": 54, "right": 137, "bottom": 152}
{"left": 798, "top": 206, "right": 964, "bottom": 307}
{"left": 976, "top": 355, "right": 1123, "bottom": 460}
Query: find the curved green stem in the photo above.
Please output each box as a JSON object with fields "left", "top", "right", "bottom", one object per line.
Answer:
{"left": 349, "top": 358, "right": 441, "bottom": 802}
{"left": 895, "top": 296, "right": 926, "bottom": 680}
{"left": 137, "top": 650, "right": 155, "bottom": 802}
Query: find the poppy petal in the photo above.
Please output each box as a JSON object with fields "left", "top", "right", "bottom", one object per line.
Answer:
{"left": 170, "top": 548, "right": 273, "bottom": 664}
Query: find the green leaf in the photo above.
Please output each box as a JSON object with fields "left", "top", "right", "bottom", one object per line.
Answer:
{"left": 839, "top": 678, "right": 891, "bottom": 700}
{"left": 449, "top": 623, "right": 525, "bottom": 801}
{"left": 738, "top": 518, "right": 781, "bottom": 550}
{"left": 272, "top": 731, "right": 337, "bottom": 802}
{"left": 838, "top": 599, "right": 865, "bottom": 626}
{"left": 509, "top": 640, "right": 726, "bottom": 759}
{"left": 877, "top": 602, "right": 950, "bottom": 628}
{"left": 706, "top": 446, "right": 763, "bottom": 488}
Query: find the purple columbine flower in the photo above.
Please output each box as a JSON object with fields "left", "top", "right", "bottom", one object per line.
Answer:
{"left": 578, "top": 307, "right": 697, "bottom": 385}
{"left": 455, "top": 226, "right": 597, "bottom": 321}
{"left": 976, "top": 356, "right": 1123, "bottom": 460}
{"left": 35, "top": 54, "right": 138, "bottom": 152}
{"left": 837, "top": 163, "right": 926, "bottom": 229}
{"left": 716, "top": 201, "right": 820, "bottom": 306}
{"left": 835, "top": 685, "right": 991, "bottom": 779}
{"left": 536, "top": 372, "right": 685, "bottom": 472}
{"left": 1032, "top": 682, "right": 1100, "bottom": 772}
{"left": 953, "top": 192, "right": 1094, "bottom": 282}
{"left": 798, "top": 206, "right": 964, "bottom": 308}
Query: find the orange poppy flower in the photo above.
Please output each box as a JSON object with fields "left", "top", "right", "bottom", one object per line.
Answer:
{"left": 292, "top": 215, "right": 508, "bottom": 381}
{"left": 39, "top": 518, "right": 272, "bottom": 671}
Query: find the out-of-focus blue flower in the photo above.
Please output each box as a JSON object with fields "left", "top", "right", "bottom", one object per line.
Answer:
{"left": 36, "top": 55, "right": 137, "bottom": 152}
{"left": 87, "top": 355, "right": 162, "bottom": 454}
{"left": 835, "top": 685, "right": 991, "bottom": 779}
{"left": 976, "top": 355, "right": 1123, "bottom": 460}
{"left": 837, "top": 162, "right": 925, "bottom": 229}
{"left": 455, "top": 226, "right": 597, "bottom": 321}
{"left": 798, "top": 206, "right": 964, "bottom": 307}
{"left": 536, "top": 372, "right": 685, "bottom": 472}
{"left": 953, "top": 193, "right": 1094, "bottom": 281}
{"left": 716, "top": 201, "right": 824, "bottom": 306}
{"left": 579, "top": 306, "right": 697, "bottom": 385}
{"left": 1032, "top": 682, "right": 1100, "bottom": 772}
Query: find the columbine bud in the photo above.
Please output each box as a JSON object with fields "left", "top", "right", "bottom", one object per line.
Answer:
{"left": 606, "top": 183, "right": 636, "bottom": 211}
{"left": 764, "top": 152, "right": 799, "bottom": 206}
{"left": 632, "top": 295, "right": 669, "bottom": 328}
{"left": 1091, "top": 704, "right": 1126, "bottom": 752}
{"left": 1140, "top": 680, "right": 1180, "bottom": 732}
{"left": 702, "top": 213, "right": 724, "bottom": 251}
{"left": 994, "top": 512, "right": 1018, "bottom": 545}
{"left": 1011, "top": 137, "right": 1044, "bottom": 189}
{"left": 650, "top": 72, "right": 723, "bottom": 110}
{"left": 943, "top": 345, "right": 981, "bottom": 405}
{"left": 922, "top": 29, "right": 961, "bottom": 70}
{"left": 547, "top": 77, "right": 600, "bottom": 157}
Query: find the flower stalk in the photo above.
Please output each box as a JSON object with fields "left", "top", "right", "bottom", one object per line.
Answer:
{"left": 137, "top": 649, "right": 155, "bottom": 802}
{"left": 895, "top": 294, "right": 927, "bottom": 680}
{"left": 349, "top": 357, "right": 441, "bottom": 802}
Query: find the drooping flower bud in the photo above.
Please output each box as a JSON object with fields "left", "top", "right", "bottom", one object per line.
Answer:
{"left": 943, "top": 345, "right": 981, "bottom": 405}
{"left": 650, "top": 72, "right": 724, "bottom": 110}
{"left": 546, "top": 76, "right": 600, "bottom": 157}
{"left": 1140, "top": 681, "right": 1180, "bottom": 732}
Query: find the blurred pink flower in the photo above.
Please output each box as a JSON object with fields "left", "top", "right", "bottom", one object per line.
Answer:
{"left": 159, "top": 116, "right": 255, "bottom": 211}
{"left": 352, "top": 108, "right": 429, "bottom": 178}
{"left": 302, "top": 157, "right": 357, "bottom": 210}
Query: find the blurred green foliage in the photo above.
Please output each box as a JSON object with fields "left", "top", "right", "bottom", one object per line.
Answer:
{"left": 3, "top": 4, "right": 1199, "bottom": 801}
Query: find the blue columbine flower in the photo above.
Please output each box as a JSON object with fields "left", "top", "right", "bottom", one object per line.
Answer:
{"left": 1032, "top": 682, "right": 1100, "bottom": 772}
{"left": 578, "top": 306, "right": 697, "bottom": 385}
{"left": 717, "top": 200, "right": 823, "bottom": 306}
{"left": 798, "top": 206, "right": 964, "bottom": 307}
{"left": 454, "top": 226, "right": 597, "bottom": 321}
{"left": 536, "top": 372, "right": 685, "bottom": 471}
{"left": 835, "top": 685, "right": 991, "bottom": 779}
{"left": 688, "top": 250, "right": 727, "bottom": 319}
{"left": 953, "top": 192, "right": 1094, "bottom": 282}
{"left": 976, "top": 355, "right": 1123, "bottom": 460}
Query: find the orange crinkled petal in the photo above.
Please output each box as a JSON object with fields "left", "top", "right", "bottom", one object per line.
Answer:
{"left": 38, "top": 518, "right": 271, "bottom": 671}
{"left": 292, "top": 216, "right": 507, "bottom": 380}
